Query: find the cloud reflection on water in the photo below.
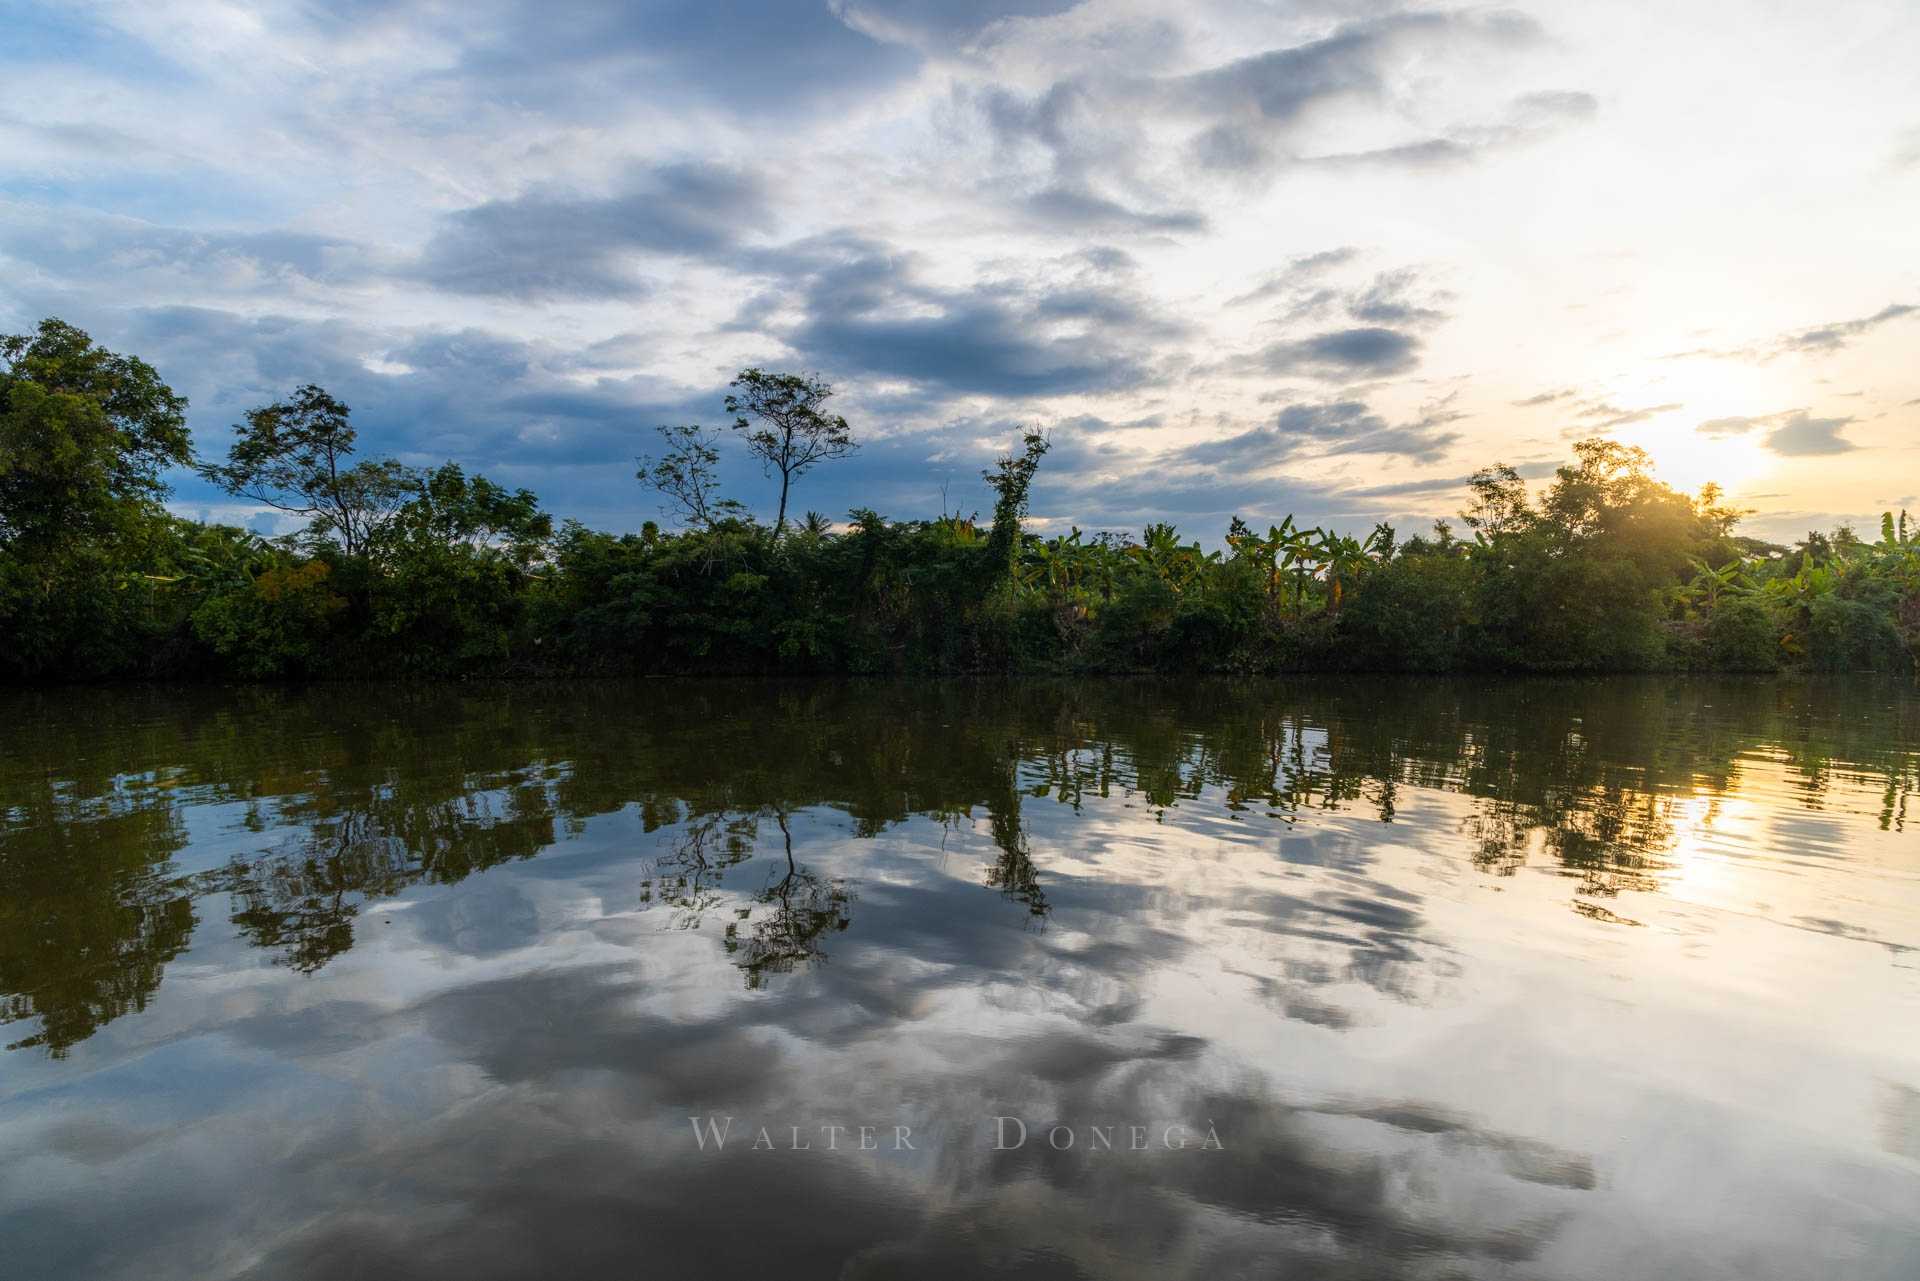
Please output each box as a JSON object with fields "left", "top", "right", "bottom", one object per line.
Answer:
{"left": 0, "top": 678, "right": 1916, "bottom": 1279}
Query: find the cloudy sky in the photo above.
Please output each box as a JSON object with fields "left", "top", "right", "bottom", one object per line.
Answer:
{"left": 4, "top": 0, "right": 1916, "bottom": 541}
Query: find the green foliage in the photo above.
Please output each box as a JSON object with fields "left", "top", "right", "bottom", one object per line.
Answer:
{"left": 1704, "top": 598, "right": 1780, "bottom": 672}
{"left": 191, "top": 561, "right": 347, "bottom": 678}
{"left": 1805, "top": 596, "right": 1905, "bottom": 673}
{"left": 0, "top": 319, "right": 196, "bottom": 680}
{"left": 0, "top": 318, "right": 191, "bottom": 550}
{"left": 984, "top": 431, "right": 1049, "bottom": 583}
{"left": 3, "top": 318, "right": 1914, "bottom": 683}
{"left": 723, "top": 368, "right": 856, "bottom": 537}
{"left": 1339, "top": 551, "right": 1474, "bottom": 671}
{"left": 636, "top": 423, "right": 745, "bottom": 530}
{"left": 390, "top": 462, "right": 551, "bottom": 565}
{"left": 200, "top": 384, "right": 415, "bottom": 557}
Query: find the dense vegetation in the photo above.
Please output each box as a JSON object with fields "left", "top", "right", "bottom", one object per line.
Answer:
{"left": 3, "top": 317, "right": 1916, "bottom": 681}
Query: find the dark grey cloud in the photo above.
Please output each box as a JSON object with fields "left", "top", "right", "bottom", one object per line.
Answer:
{"left": 1172, "top": 395, "right": 1459, "bottom": 475}
{"left": 1299, "top": 90, "right": 1597, "bottom": 171}
{"left": 0, "top": 109, "right": 158, "bottom": 161}
{"left": 1229, "top": 326, "right": 1422, "bottom": 380}
{"left": 337, "top": 0, "right": 923, "bottom": 114}
{"left": 1167, "top": 15, "right": 1572, "bottom": 177}
{"left": 1166, "top": 12, "right": 1540, "bottom": 126}
{"left": 1166, "top": 22, "right": 1407, "bottom": 127}
{"left": 1341, "top": 457, "right": 1558, "bottom": 499}
{"left": 1303, "top": 137, "right": 1476, "bottom": 169}
{"left": 413, "top": 162, "right": 772, "bottom": 299}
{"left": 1341, "top": 474, "right": 1468, "bottom": 499}
{"left": 1218, "top": 258, "right": 1446, "bottom": 385}
{"left": 1694, "top": 408, "right": 1859, "bottom": 456}
{"left": 752, "top": 232, "right": 1187, "bottom": 398}
{"left": 974, "top": 78, "right": 1207, "bottom": 239}
{"left": 1230, "top": 258, "right": 1448, "bottom": 334}
{"left": 1275, "top": 399, "right": 1387, "bottom": 442}
{"left": 1510, "top": 90, "right": 1601, "bottom": 122}
{"left": 835, "top": 0, "right": 1083, "bottom": 46}
{"left": 1347, "top": 267, "right": 1451, "bottom": 327}
{"left": 95, "top": 304, "right": 727, "bottom": 528}
{"left": 977, "top": 79, "right": 1094, "bottom": 169}
{"left": 79, "top": 286, "right": 1190, "bottom": 532}
{"left": 969, "top": 10, "right": 1580, "bottom": 222}
{"left": 1227, "top": 247, "right": 1360, "bottom": 308}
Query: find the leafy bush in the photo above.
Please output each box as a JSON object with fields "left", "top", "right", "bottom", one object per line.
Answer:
{"left": 1337, "top": 553, "right": 1473, "bottom": 671}
{"left": 1705, "top": 599, "right": 1780, "bottom": 671}
{"left": 1805, "top": 596, "right": 1905, "bottom": 672}
{"left": 191, "top": 562, "right": 346, "bottom": 678}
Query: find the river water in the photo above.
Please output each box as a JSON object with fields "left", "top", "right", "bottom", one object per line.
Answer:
{"left": 1, "top": 679, "right": 1916, "bottom": 1279}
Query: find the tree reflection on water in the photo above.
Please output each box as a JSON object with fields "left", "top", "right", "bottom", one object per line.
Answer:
{"left": 2, "top": 677, "right": 1913, "bottom": 1055}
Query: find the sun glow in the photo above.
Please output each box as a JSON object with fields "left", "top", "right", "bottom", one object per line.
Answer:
{"left": 1614, "top": 419, "right": 1774, "bottom": 496}
{"left": 1594, "top": 366, "right": 1788, "bottom": 497}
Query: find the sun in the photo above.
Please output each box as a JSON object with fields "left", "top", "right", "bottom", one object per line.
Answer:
{"left": 1614, "top": 419, "right": 1774, "bottom": 495}
{"left": 1593, "top": 365, "right": 1783, "bottom": 497}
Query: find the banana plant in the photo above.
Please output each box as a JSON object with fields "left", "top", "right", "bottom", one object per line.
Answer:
{"left": 1312, "top": 529, "right": 1374, "bottom": 616}
{"left": 1362, "top": 522, "right": 1396, "bottom": 563}
{"left": 1031, "top": 528, "right": 1088, "bottom": 606}
{"left": 1680, "top": 557, "right": 1752, "bottom": 614}
{"left": 1763, "top": 554, "right": 1839, "bottom": 617}
{"left": 1083, "top": 532, "right": 1123, "bottom": 604}
{"left": 1870, "top": 510, "right": 1920, "bottom": 594}
{"left": 1279, "top": 523, "right": 1321, "bottom": 618}
{"left": 1225, "top": 515, "right": 1299, "bottom": 612}
{"left": 1127, "top": 523, "right": 1219, "bottom": 596}
{"left": 125, "top": 526, "right": 276, "bottom": 592}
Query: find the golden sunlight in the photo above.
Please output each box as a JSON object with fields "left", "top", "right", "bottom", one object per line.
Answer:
{"left": 1615, "top": 420, "right": 1773, "bottom": 495}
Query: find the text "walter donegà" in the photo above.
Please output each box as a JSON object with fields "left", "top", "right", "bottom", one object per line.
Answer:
{"left": 687, "top": 1116, "right": 1226, "bottom": 1152}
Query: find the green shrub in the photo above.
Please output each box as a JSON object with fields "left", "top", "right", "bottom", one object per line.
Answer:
{"left": 1705, "top": 599, "right": 1779, "bottom": 671}
{"left": 1337, "top": 554, "right": 1473, "bottom": 671}
{"left": 191, "top": 562, "right": 345, "bottom": 678}
{"left": 1805, "top": 595, "right": 1905, "bottom": 672}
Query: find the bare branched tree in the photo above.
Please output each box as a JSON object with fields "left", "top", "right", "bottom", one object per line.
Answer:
{"left": 723, "top": 368, "right": 856, "bottom": 539}
{"left": 200, "top": 384, "right": 414, "bottom": 557}
{"left": 636, "top": 424, "right": 744, "bottom": 529}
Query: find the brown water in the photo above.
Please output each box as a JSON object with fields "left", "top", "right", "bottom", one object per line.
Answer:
{"left": 1, "top": 679, "right": 1917, "bottom": 1279}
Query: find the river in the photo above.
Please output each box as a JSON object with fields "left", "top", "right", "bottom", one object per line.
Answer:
{"left": 2, "top": 678, "right": 1916, "bottom": 1278}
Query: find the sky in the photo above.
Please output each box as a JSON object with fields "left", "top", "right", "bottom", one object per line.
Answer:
{"left": 2, "top": 0, "right": 1916, "bottom": 543}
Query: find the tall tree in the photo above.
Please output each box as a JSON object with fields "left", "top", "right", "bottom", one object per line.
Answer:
{"left": 723, "top": 369, "right": 856, "bottom": 539}
{"left": 0, "top": 319, "right": 195, "bottom": 678}
{"left": 1460, "top": 463, "right": 1533, "bottom": 540}
{"left": 201, "top": 384, "right": 414, "bottom": 557}
{"left": 983, "top": 431, "right": 1049, "bottom": 581}
{"left": 0, "top": 317, "right": 191, "bottom": 549}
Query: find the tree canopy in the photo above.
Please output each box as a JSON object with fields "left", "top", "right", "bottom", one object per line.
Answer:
{"left": 0, "top": 318, "right": 191, "bottom": 549}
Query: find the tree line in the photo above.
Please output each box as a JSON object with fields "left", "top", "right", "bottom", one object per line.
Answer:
{"left": 2, "top": 316, "right": 1915, "bottom": 681}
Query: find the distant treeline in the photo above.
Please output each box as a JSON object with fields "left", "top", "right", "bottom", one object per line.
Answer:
{"left": 2, "top": 317, "right": 1916, "bottom": 681}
